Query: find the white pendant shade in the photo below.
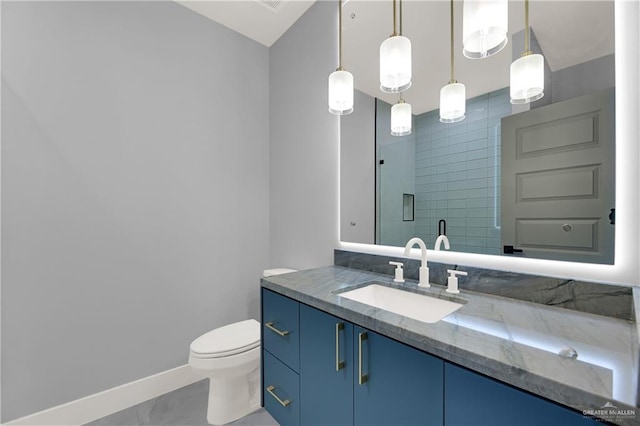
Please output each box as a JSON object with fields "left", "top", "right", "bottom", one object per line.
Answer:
{"left": 391, "top": 101, "right": 412, "bottom": 136}
{"left": 462, "top": 0, "right": 508, "bottom": 59}
{"left": 440, "top": 82, "right": 466, "bottom": 123}
{"left": 380, "top": 35, "right": 412, "bottom": 93}
{"left": 328, "top": 69, "right": 354, "bottom": 115}
{"left": 510, "top": 53, "right": 544, "bottom": 104}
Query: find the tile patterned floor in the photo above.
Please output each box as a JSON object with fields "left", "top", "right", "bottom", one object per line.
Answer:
{"left": 85, "top": 380, "right": 278, "bottom": 426}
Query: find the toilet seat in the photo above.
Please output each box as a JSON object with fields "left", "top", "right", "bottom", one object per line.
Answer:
{"left": 190, "top": 319, "right": 260, "bottom": 359}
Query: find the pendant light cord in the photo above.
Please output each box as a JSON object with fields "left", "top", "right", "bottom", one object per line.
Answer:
{"left": 524, "top": 0, "right": 531, "bottom": 54}
{"left": 392, "top": 0, "right": 398, "bottom": 36}
{"left": 450, "top": 0, "right": 454, "bottom": 83}
{"left": 399, "top": 0, "right": 403, "bottom": 36}
{"left": 399, "top": 1, "right": 406, "bottom": 107}
{"left": 338, "top": 0, "right": 343, "bottom": 70}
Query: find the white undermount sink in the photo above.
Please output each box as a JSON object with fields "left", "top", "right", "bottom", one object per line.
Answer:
{"left": 337, "top": 283, "right": 464, "bottom": 324}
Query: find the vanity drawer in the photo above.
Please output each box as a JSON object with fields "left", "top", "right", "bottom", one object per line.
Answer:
{"left": 263, "top": 350, "right": 300, "bottom": 426}
{"left": 262, "top": 288, "right": 300, "bottom": 371}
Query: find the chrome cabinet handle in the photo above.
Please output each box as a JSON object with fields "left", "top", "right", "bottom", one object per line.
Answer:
{"left": 336, "top": 322, "right": 345, "bottom": 371}
{"left": 265, "top": 321, "right": 289, "bottom": 337}
{"left": 358, "top": 332, "right": 368, "bottom": 385}
{"left": 266, "top": 385, "right": 291, "bottom": 407}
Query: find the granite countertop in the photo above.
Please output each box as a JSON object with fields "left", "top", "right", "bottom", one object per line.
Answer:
{"left": 261, "top": 265, "right": 640, "bottom": 426}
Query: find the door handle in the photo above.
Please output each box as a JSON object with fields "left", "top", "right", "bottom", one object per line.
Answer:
{"left": 265, "top": 322, "right": 289, "bottom": 337}
{"left": 336, "top": 322, "right": 345, "bottom": 371}
{"left": 503, "top": 245, "right": 523, "bottom": 254}
{"left": 266, "top": 385, "right": 291, "bottom": 407}
{"left": 358, "top": 332, "right": 368, "bottom": 385}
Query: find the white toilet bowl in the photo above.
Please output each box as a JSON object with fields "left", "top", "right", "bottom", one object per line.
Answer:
{"left": 188, "top": 319, "right": 261, "bottom": 425}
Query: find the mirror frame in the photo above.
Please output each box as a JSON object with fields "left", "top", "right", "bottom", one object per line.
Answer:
{"left": 339, "top": 1, "right": 639, "bottom": 287}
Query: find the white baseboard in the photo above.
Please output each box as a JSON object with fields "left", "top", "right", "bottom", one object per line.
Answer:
{"left": 4, "top": 365, "right": 202, "bottom": 426}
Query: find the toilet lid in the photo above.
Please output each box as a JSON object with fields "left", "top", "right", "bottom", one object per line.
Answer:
{"left": 190, "top": 319, "right": 260, "bottom": 359}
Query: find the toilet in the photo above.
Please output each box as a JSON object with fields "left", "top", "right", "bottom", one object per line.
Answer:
{"left": 189, "top": 268, "right": 297, "bottom": 425}
{"left": 188, "top": 319, "right": 261, "bottom": 425}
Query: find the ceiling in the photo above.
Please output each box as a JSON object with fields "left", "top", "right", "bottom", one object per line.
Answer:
{"left": 178, "top": 0, "right": 615, "bottom": 115}
{"left": 177, "top": 0, "right": 315, "bottom": 47}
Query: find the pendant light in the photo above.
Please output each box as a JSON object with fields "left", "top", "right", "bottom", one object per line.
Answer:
{"left": 440, "top": 0, "right": 466, "bottom": 123}
{"left": 510, "top": 0, "right": 544, "bottom": 104}
{"left": 379, "top": 0, "right": 411, "bottom": 93}
{"left": 328, "top": 0, "right": 354, "bottom": 115}
{"left": 462, "top": 0, "right": 508, "bottom": 59}
{"left": 391, "top": 95, "right": 412, "bottom": 136}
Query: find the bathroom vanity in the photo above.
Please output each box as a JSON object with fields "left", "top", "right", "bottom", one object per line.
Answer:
{"left": 260, "top": 265, "right": 638, "bottom": 426}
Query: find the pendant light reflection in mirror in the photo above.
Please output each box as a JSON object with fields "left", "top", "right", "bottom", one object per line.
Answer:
{"left": 440, "top": 0, "right": 466, "bottom": 123}
{"left": 462, "top": 0, "right": 508, "bottom": 59}
{"left": 388, "top": 0, "right": 412, "bottom": 136}
{"left": 391, "top": 95, "right": 412, "bottom": 136}
{"left": 328, "top": 0, "right": 354, "bottom": 115}
{"left": 510, "top": 0, "right": 545, "bottom": 104}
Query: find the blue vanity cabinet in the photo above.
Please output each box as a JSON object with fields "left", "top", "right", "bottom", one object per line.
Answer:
{"left": 444, "top": 363, "right": 599, "bottom": 425}
{"left": 261, "top": 289, "right": 300, "bottom": 425}
{"left": 299, "top": 304, "right": 354, "bottom": 425}
{"left": 353, "top": 326, "right": 445, "bottom": 426}
{"left": 262, "top": 287, "right": 595, "bottom": 426}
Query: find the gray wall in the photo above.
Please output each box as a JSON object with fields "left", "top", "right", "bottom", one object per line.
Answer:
{"left": 340, "top": 89, "right": 375, "bottom": 244}
{"left": 551, "top": 54, "right": 615, "bottom": 104}
{"left": 1, "top": 1, "right": 269, "bottom": 421}
{"left": 269, "top": 1, "right": 339, "bottom": 270}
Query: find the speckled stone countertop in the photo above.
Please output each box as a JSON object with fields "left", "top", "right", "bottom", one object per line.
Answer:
{"left": 261, "top": 266, "right": 640, "bottom": 426}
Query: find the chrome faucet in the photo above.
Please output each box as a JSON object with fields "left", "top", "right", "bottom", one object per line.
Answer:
{"left": 434, "top": 235, "right": 451, "bottom": 251}
{"left": 403, "top": 237, "right": 430, "bottom": 288}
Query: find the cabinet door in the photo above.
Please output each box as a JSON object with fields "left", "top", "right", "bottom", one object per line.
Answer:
{"left": 444, "top": 363, "right": 599, "bottom": 425}
{"left": 300, "top": 305, "right": 354, "bottom": 426}
{"left": 354, "top": 327, "right": 444, "bottom": 426}
{"left": 262, "top": 288, "right": 300, "bottom": 372}
{"left": 264, "top": 350, "right": 300, "bottom": 426}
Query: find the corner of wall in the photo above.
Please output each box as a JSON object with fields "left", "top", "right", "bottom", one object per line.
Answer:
{"left": 268, "top": 1, "right": 339, "bottom": 270}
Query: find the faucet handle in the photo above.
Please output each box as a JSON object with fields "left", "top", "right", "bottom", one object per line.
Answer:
{"left": 447, "top": 269, "right": 467, "bottom": 277}
{"left": 389, "top": 261, "right": 405, "bottom": 283}
{"left": 446, "top": 269, "right": 467, "bottom": 294}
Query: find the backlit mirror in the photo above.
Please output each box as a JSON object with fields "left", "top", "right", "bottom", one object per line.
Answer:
{"left": 340, "top": 0, "right": 615, "bottom": 264}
